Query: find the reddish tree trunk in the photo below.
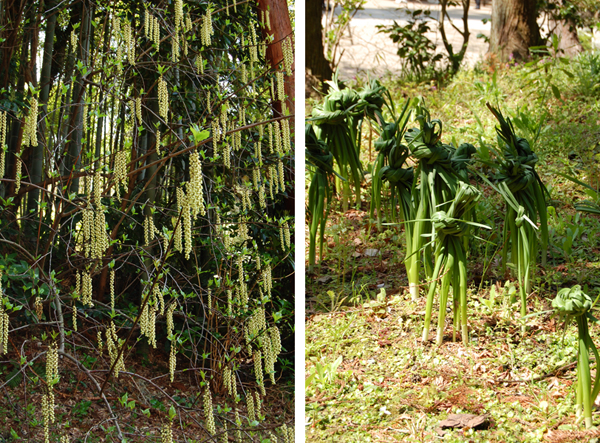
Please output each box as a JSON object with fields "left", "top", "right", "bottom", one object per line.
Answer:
{"left": 257, "top": 0, "right": 294, "bottom": 119}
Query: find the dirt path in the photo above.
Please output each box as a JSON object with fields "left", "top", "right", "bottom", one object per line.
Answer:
{"left": 335, "top": 0, "right": 492, "bottom": 80}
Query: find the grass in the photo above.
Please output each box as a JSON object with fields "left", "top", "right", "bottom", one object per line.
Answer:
{"left": 306, "top": 54, "right": 600, "bottom": 442}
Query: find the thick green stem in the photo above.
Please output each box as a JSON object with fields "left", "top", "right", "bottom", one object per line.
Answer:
{"left": 436, "top": 246, "right": 453, "bottom": 346}
{"left": 577, "top": 316, "right": 593, "bottom": 428}
{"left": 423, "top": 244, "right": 445, "bottom": 342}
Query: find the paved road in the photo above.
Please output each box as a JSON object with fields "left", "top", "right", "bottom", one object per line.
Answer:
{"left": 333, "top": 0, "right": 492, "bottom": 80}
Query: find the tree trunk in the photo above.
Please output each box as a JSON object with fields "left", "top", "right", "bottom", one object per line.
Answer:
{"left": 65, "top": 2, "right": 92, "bottom": 196}
{"left": 305, "top": 0, "right": 332, "bottom": 83}
{"left": 489, "top": 0, "right": 541, "bottom": 61}
{"left": 29, "top": 0, "right": 58, "bottom": 216}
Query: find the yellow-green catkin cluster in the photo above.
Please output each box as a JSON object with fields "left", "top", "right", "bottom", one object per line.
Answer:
{"left": 42, "top": 343, "right": 58, "bottom": 443}
{"left": 72, "top": 303, "right": 77, "bottom": 332}
{"left": 110, "top": 269, "right": 115, "bottom": 313}
{"left": 175, "top": 187, "right": 193, "bottom": 259}
{"left": 281, "top": 119, "right": 291, "bottom": 153}
{"left": 97, "top": 329, "right": 103, "bottom": 353}
{"left": 222, "top": 365, "right": 238, "bottom": 399}
{"left": 0, "top": 271, "right": 8, "bottom": 355}
{"left": 17, "top": 96, "right": 38, "bottom": 193}
{"left": 0, "top": 110, "right": 7, "bottom": 178}
{"left": 279, "top": 219, "right": 291, "bottom": 250}
{"left": 276, "top": 72, "right": 285, "bottom": 102}
{"left": 136, "top": 97, "right": 142, "bottom": 125}
{"left": 95, "top": 205, "right": 108, "bottom": 260}
{"left": 139, "top": 298, "right": 157, "bottom": 348}
{"left": 35, "top": 296, "right": 43, "bottom": 320}
{"left": 169, "top": 340, "right": 176, "bottom": 382}
{"left": 81, "top": 271, "right": 93, "bottom": 307}
{"left": 246, "top": 391, "right": 255, "bottom": 422}
{"left": 282, "top": 36, "right": 294, "bottom": 77}
{"left": 112, "top": 15, "right": 123, "bottom": 73}
{"left": 280, "top": 424, "right": 295, "bottom": 443}
{"left": 145, "top": 10, "right": 161, "bottom": 50}
{"left": 253, "top": 349, "right": 266, "bottom": 395}
{"left": 123, "top": 22, "right": 135, "bottom": 65}
{"left": 263, "top": 325, "right": 282, "bottom": 384}
{"left": 83, "top": 171, "right": 109, "bottom": 261}
{"left": 106, "top": 321, "right": 125, "bottom": 377}
{"left": 201, "top": 7, "right": 213, "bottom": 46}
{"left": 277, "top": 159, "right": 285, "bottom": 192}
{"left": 249, "top": 25, "right": 258, "bottom": 70}
{"left": 114, "top": 150, "right": 129, "bottom": 201}
{"left": 149, "top": 284, "right": 162, "bottom": 317}
{"left": 171, "top": 29, "right": 180, "bottom": 63}
{"left": 158, "top": 75, "right": 168, "bottom": 120}
{"left": 172, "top": 215, "right": 182, "bottom": 253}
{"left": 262, "top": 264, "right": 273, "bottom": 299}
{"left": 167, "top": 303, "right": 177, "bottom": 382}
{"left": 255, "top": 390, "right": 262, "bottom": 418}
{"left": 187, "top": 150, "right": 206, "bottom": 218}
{"left": 203, "top": 386, "right": 216, "bottom": 435}
{"left": 235, "top": 410, "right": 243, "bottom": 442}
{"left": 161, "top": 420, "right": 173, "bottom": 443}
{"left": 252, "top": 166, "right": 261, "bottom": 191}
{"left": 195, "top": 54, "right": 204, "bottom": 74}
{"left": 144, "top": 214, "right": 158, "bottom": 246}
{"left": 70, "top": 29, "right": 78, "bottom": 50}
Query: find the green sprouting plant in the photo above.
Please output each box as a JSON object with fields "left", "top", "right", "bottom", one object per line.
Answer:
{"left": 570, "top": 51, "right": 600, "bottom": 96}
{"left": 311, "top": 78, "right": 364, "bottom": 212}
{"left": 306, "top": 355, "right": 343, "bottom": 388}
{"left": 311, "top": 76, "right": 391, "bottom": 213}
{"left": 371, "top": 99, "right": 413, "bottom": 228}
{"left": 548, "top": 207, "right": 582, "bottom": 260}
{"left": 496, "top": 182, "right": 540, "bottom": 333}
{"left": 473, "top": 71, "right": 506, "bottom": 105}
{"left": 403, "top": 104, "right": 477, "bottom": 301}
{"left": 484, "top": 104, "right": 549, "bottom": 329}
{"left": 552, "top": 285, "right": 600, "bottom": 429}
{"left": 422, "top": 182, "right": 486, "bottom": 345}
{"left": 377, "top": 9, "right": 443, "bottom": 80}
{"left": 306, "top": 124, "right": 339, "bottom": 271}
{"left": 555, "top": 170, "right": 600, "bottom": 215}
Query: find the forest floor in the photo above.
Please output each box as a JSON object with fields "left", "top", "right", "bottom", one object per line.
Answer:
{"left": 305, "top": 53, "right": 600, "bottom": 442}
{"left": 0, "top": 318, "right": 294, "bottom": 442}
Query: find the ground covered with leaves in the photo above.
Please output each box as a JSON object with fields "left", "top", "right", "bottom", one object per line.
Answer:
{"left": 0, "top": 322, "right": 294, "bottom": 442}
{"left": 306, "top": 54, "right": 600, "bottom": 442}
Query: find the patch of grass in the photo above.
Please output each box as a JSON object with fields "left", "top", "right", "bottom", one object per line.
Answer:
{"left": 307, "top": 56, "right": 600, "bottom": 442}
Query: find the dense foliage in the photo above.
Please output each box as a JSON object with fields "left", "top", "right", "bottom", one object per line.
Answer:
{"left": 0, "top": 0, "right": 295, "bottom": 441}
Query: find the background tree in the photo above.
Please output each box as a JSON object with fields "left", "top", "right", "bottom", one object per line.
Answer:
{"left": 306, "top": 0, "right": 333, "bottom": 83}
{"left": 489, "top": 0, "right": 541, "bottom": 61}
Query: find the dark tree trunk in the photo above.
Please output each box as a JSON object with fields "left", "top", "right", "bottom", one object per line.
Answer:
{"left": 489, "top": 0, "right": 541, "bottom": 61}
{"left": 306, "top": 0, "right": 332, "bottom": 82}
{"left": 29, "top": 0, "right": 57, "bottom": 217}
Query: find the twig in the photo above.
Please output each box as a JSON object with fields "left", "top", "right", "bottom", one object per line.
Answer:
{"left": 494, "top": 359, "right": 586, "bottom": 384}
